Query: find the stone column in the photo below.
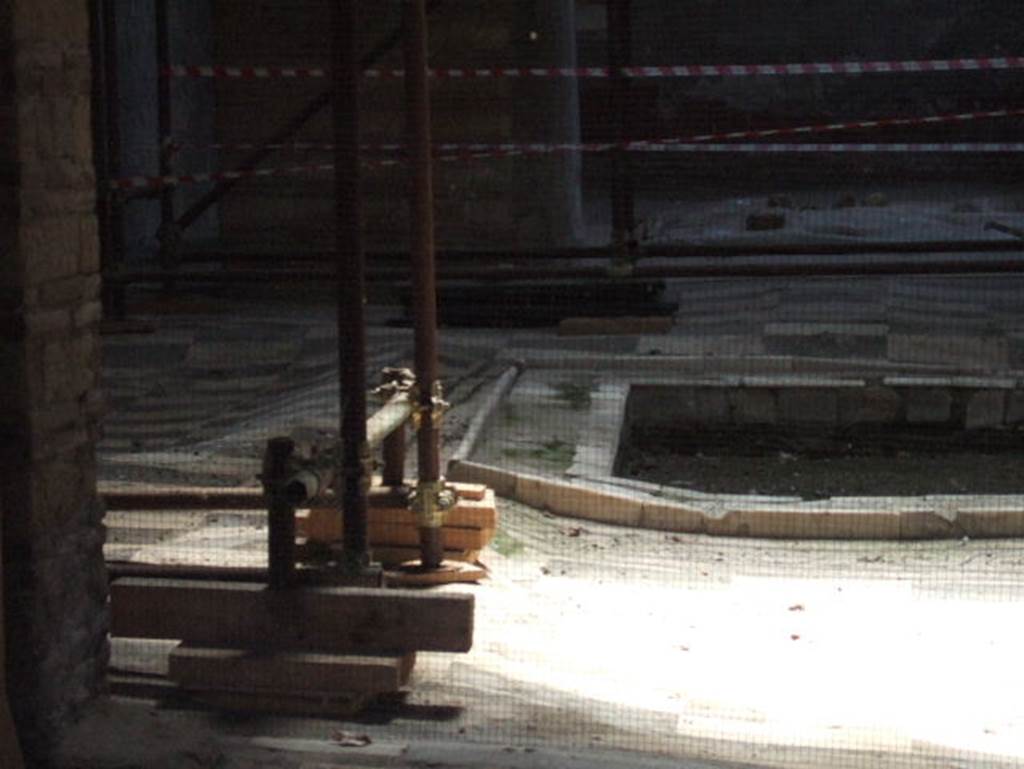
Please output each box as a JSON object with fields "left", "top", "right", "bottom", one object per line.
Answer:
{"left": 0, "top": 0, "right": 110, "bottom": 760}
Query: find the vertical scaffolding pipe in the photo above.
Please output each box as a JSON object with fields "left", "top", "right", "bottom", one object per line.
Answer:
{"left": 333, "top": 0, "right": 371, "bottom": 565}
{"left": 264, "top": 438, "right": 297, "bottom": 589}
{"left": 91, "top": 0, "right": 127, "bottom": 320}
{"left": 155, "top": 0, "right": 177, "bottom": 270}
{"left": 382, "top": 424, "right": 407, "bottom": 487}
{"left": 404, "top": 0, "right": 444, "bottom": 569}
{"left": 606, "top": 0, "right": 636, "bottom": 257}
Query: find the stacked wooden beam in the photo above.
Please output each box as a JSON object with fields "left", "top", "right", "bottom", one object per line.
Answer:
{"left": 297, "top": 483, "right": 498, "bottom": 567}
{"left": 110, "top": 578, "right": 474, "bottom": 715}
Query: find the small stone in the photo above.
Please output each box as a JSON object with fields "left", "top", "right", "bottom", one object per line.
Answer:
{"left": 864, "top": 192, "right": 889, "bottom": 207}
{"left": 746, "top": 211, "right": 786, "bottom": 231}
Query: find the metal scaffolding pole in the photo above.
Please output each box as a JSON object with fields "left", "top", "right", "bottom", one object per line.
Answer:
{"left": 404, "top": 0, "right": 446, "bottom": 569}
{"left": 155, "top": 0, "right": 177, "bottom": 272}
{"left": 333, "top": 0, "right": 370, "bottom": 567}
{"left": 607, "top": 0, "right": 636, "bottom": 260}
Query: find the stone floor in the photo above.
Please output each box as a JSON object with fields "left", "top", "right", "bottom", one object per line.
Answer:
{"left": 94, "top": 275, "right": 1024, "bottom": 769}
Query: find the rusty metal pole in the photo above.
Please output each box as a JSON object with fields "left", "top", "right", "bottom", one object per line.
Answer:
{"left": 607, "top": 0, "right": 636, "bottom": 262}
{"left": 404, "top": 0, "right": 445, "bottom": 569}
{"left": 382, "top": 424, "right": 407, "bottom": 487}
{"left": 155, "top": 0, "right": 178, "bottom": 277}
{"left": 263, "top": 437, "right": 297, "bottom": 589}
{"left": 333, "top": 0, "right": 371, "bottom": 567}
{"left": 92, "top": 0, "right": 127, "bottom": 321}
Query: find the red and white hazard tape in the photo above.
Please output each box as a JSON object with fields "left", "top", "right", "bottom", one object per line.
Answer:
{"left": 167, "top": 56, "right": 1024, "bottom": 80}
{"left": 165, "top": 107, "right": 1024, "bottom": 156}
{"left": 110, "top": 163, "right": 335, "bottom": 191}
{"left": 112, "top": 142, "right": 1024, "bottom": 191}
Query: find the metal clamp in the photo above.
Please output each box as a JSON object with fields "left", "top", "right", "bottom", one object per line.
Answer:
{"left": 409, "top": 380, "right": 449, "bottom": 431}
{"left": 373, "top": 367, "right": 416, "bottom": 401}
{"left": 409, "top": 478, "right": 457, "bottom": 528}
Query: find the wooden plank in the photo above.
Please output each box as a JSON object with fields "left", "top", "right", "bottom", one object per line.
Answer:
{"left": 372, "top": 546, "right": 481, "bottom": 567}
{"left": 188, "top": 690, "right": 372, "bottom": 718}
{"left": 169, "top": 645, "right": 415, "bottom": 694}
{"left": 110, "top": 578, "right": 474, "bottom": 653}
{"left": 370, "top": 524, "right": 495, "bottom": 551}
{"left": 301, "top": 490, "right": 497, "bottom": 541}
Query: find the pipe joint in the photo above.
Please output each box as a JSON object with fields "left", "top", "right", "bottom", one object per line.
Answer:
{"left": 410, "top": 479, "right": 457, "bottom": 528}
{"left": 410, "top": 380, "right": 448, "bottom": 431}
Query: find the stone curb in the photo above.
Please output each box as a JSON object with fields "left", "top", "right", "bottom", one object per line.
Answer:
{"left": 448, "top": 460, "right": 1024, "bottom": 540}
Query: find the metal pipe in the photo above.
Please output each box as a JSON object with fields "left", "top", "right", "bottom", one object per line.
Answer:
{"left": 263, "top": 437, "right": 297, "bottom": 589}
{"left": 105, "top": 254, "right": 1024, "bottom": 286}
{"left": 334, "top": 0, "right": 371, "bottom": 567}
{"left": 155, "top": 0, "right": 177, "bottom": 271}
{"left": 367, "top": 393, "right": 415, "bottom": 448}
{"left": 91, "top": 0, "right": 127, "bottom": 321}
{"left": 449, "top": 363, "right": 523, "bottom": 465}
{"left": 606, "top": 0, "right": 636, "bottom": 258}
{"left": 174, "top": 0, "right": 445, "bottom": 234}
{"left": 382, "top": 423, "right": 407, "bottom": 487}
{"left": 173, "top": 238, "right": 1024, "bottom": 265}
{"left": 405, "top": 0, "right": 444, "bottom": 569}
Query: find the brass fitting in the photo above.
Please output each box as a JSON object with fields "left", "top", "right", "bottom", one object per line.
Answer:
{"left": 409, "top": 380, "right": 449, "bottom": 431}
{"left": 409, "top": 479, "right": 458, "bottom": 529}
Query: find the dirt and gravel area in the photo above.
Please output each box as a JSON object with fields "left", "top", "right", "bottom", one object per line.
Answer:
{"left": 617, "top": 426, "right": 1024, "bottom": 498}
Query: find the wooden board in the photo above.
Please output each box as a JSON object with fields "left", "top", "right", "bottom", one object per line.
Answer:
{"left": 385, "top": 561, "right": 488, "bottom": 587}
{"left": 169, "top": 645, "right": 415, "bottom": 695}
{"left": 300, "top": 488, "right": 497, "bottom": 542}
{"left": 110, "top": 578, "right": 474, "bottom": 654}
{"left": 187, "top": 690, "right": 373, "bottom": 718}
{"left": 370, "top": 546, "right": 482, "bottom": 568}
{"left": 370, "top": 524, "right": 495, "bottom": 551}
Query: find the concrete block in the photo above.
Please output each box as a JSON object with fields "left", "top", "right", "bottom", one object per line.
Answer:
{"left": 711, "top": 506, "right": 900, "bottom": 539}
{"left": 904, "top": 388, "right": 953, "bottom": 424}
{"left": 956, "top": 508, "right": 1024, "bottom": 538}
{"left": 964, "top": 390, "right": 1006, "bottom": 429}
{"left": 1005, "top": 391, "right": 1024, "bottom": 425}
{"left": 544, "top": 481, "right": 644, "bottom": 528}
{"left": 729, "top": 388, "right": 776, "bottom": 424}
{"left": 639, "top": 501, "right": 705, "bottom": 533}
{"left": 838, "top": 386, "right": 902, "bottom": 425}
{"left": 777, "top": 388, "right": 838, "bottom": 424}
{"left": 888, "top": 334, "right": 1008, "bottom": 370}
{"left": 898, "top": 510, "right": 954, "bottom": 539}
{"left": 446, "top": 460, "right": 516, "bottom": 498}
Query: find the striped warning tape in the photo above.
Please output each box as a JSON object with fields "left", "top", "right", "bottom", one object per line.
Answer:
{"left": 112, "top": 142, "right": 1024, "bottom": 191}
{"left": 163, "top": 107, "right": 1024, "bottom": 155}
{"left": 166, "top": 57, "right": 1024, "bottom": 80}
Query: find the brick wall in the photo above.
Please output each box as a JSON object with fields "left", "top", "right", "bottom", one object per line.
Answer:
{"left": 0, "top": 0, "right": 109, "bottom": 759}
{"left": 210, "top": 0, "right": 582, "bottom": 249}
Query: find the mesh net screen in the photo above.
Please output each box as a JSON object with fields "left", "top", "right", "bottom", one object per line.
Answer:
{"left": 99, "top": 2, "right": 1024, "bottom": 767}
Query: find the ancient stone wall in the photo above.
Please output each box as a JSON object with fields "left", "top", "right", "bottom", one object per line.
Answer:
{"left": 0, "top": 0, "right": 109, "bottom": 759}
{"left": 211, "top": 0, "right": 582, "bottom": 249}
